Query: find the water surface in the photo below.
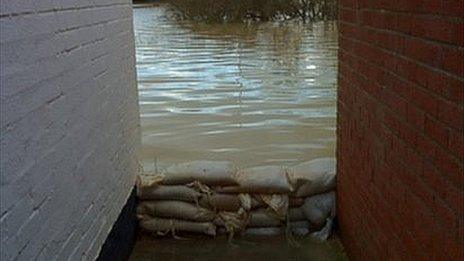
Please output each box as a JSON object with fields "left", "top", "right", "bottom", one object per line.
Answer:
{"left": 133, "top": 3, "right": 338, "bottom": 171}
{"left": 130, "top": 234, "right": 347, "bottom": 261}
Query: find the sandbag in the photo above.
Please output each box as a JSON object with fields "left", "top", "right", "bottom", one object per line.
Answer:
{"left": 288, "top": 158, "right": 336, "bottom": 197}
{"left": 136, "top": 174, "right": 164, "bottom": 195}
{"left": 289, "top": 197, "right": 305, "bottom": 207}
{"left": 248, "top": 209, "right": 282, "bottom": 227}
{"left": 216, "top": 166, "right": 293, "bottom": 194}
{"left": 137, "top": 184, "right": 202, "bottom": 202}
{"left": 289, "top": 221, "right": 311, "bottom": 236}
{"left": 248, "top": 208, "right": 307, "bottom": 227}
{"left": 238, "top": 193, "right": 262, "bottom": 210}
{"left": 309, "top": 218, "right": 333, "bottom": 241}
{"left": 244, "top": 221, "right": 310, "bottom": 236}
{"left": 199, "top": 193, "right": 240, "bottom": 211}
{"left": 161, "top": 161, "right": 238, "bottom": 186}
{"left": 256, "top": 194, "right": 289, "bottom": 219}
{"left": 216, "top": 227, "right": 229, "bottom": 235}
{"left": 244, "top": 227, "right": 282, "bottom": 236}
{"left": 139, "top": 217, "right": 216, "bottom": 236}
{"left": 288, "top": 207, "right": 306, "bottom": 221}
{"left": 139, "top": 200, "right": 216, "bottom": 222}
{"left": 301, "top": 191, "right": 336, "bottom": 226}
{"left": 199, "top": 193, "right": 260, "bottom": 211}
{"left": 215, "top": 210, "right": 249, "bottom": 235}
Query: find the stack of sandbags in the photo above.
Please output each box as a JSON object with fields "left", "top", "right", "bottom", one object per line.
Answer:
{"left": 286, "top": 158, "right": 337, "bottom": 240}
{"left": 136, "top": 158, "right": 336, "bottom": 240}
{"left": 137, "top": 161, "right": 237, "bottom": 237}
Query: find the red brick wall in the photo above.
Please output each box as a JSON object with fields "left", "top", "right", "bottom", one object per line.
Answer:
{"left": 336, "top": 0, "right": 464, "bottom": 260}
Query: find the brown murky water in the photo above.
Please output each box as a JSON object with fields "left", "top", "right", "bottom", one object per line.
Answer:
{"left": 131, "top": 3, "right": 344, "bottom": 260}
{"left": 133, "top": 3, "right": 338, "bottom": 172}
{"left": 130, "top": 234, "right": 347, "bottom": 261}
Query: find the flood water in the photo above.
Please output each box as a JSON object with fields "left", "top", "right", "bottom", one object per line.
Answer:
{"left": 130, "top": 234, "right": 347, "bottom": 261}
{"left": 133, "top": 3, "right": 338, "bottom": 171}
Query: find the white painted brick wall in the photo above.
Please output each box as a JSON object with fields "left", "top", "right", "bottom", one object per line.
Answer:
{"left": 0, "top": 1, "right": 140, "bottom": 260}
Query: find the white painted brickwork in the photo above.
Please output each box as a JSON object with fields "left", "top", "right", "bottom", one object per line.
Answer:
{"left": 0, "top": 1, "right": 140, "bottom": 260}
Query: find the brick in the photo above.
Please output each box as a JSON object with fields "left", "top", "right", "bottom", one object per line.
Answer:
{"left": 449, "top": 130, "right": 464, "bottom": 160}
{"left": 438, "top": 99, "right": 464, "bottom": 131}
{"left": 442, "top": 46, "right": 464, "bottom": 77}
{"left": 339, "top": 7, "right": 358, "bottom": 24}
{"left": 441, "top": 0, "right": 464, "bottom": 17}
{"left": 424, "top": 115, "right": 449, "bottom": 147}
{"left": 406, "top": 104, "right": 425, "bottom": 130}
{"left": 338, "top": 0, "right": 464, "bottom": 260}
{"left": 443, "top": 76, "right": 464, "bottom": 104}
{"left": 403, "top": 37, "right": 443, "bottom": 68}
{"left": 0, "top": 1, "right": 139, "bottom": 261}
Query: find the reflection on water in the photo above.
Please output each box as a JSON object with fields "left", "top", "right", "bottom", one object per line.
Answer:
{"left": 133, "top": 3, "right": 338, "bottom": 171}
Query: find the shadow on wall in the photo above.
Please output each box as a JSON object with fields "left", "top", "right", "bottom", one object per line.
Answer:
{"left": 97, "top": 189, "right": 138, "bottom": 261}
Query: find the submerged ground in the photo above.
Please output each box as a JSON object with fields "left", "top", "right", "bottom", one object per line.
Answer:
{"left": 130, "top": 234, "right": 347, "bottom": 261}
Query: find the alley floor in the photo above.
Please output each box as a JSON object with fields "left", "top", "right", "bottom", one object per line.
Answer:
{"left": 129, "top": 233, "right": 348, "bottom": 261}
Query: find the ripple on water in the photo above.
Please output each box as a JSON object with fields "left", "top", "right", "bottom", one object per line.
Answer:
{"left": 134, "top": 4, "right": 338, "bottom": 170}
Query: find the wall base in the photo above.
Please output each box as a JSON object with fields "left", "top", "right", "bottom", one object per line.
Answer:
{"left": 97, "top": 187, "right": 138, "bottom": 261}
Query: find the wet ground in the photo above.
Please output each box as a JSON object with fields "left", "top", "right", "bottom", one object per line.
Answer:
{"left": 133, "top": 3, "right": 338, "bottom": 171}
{"left": 129, "top": 233, "right": 348, "bottom": 261}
